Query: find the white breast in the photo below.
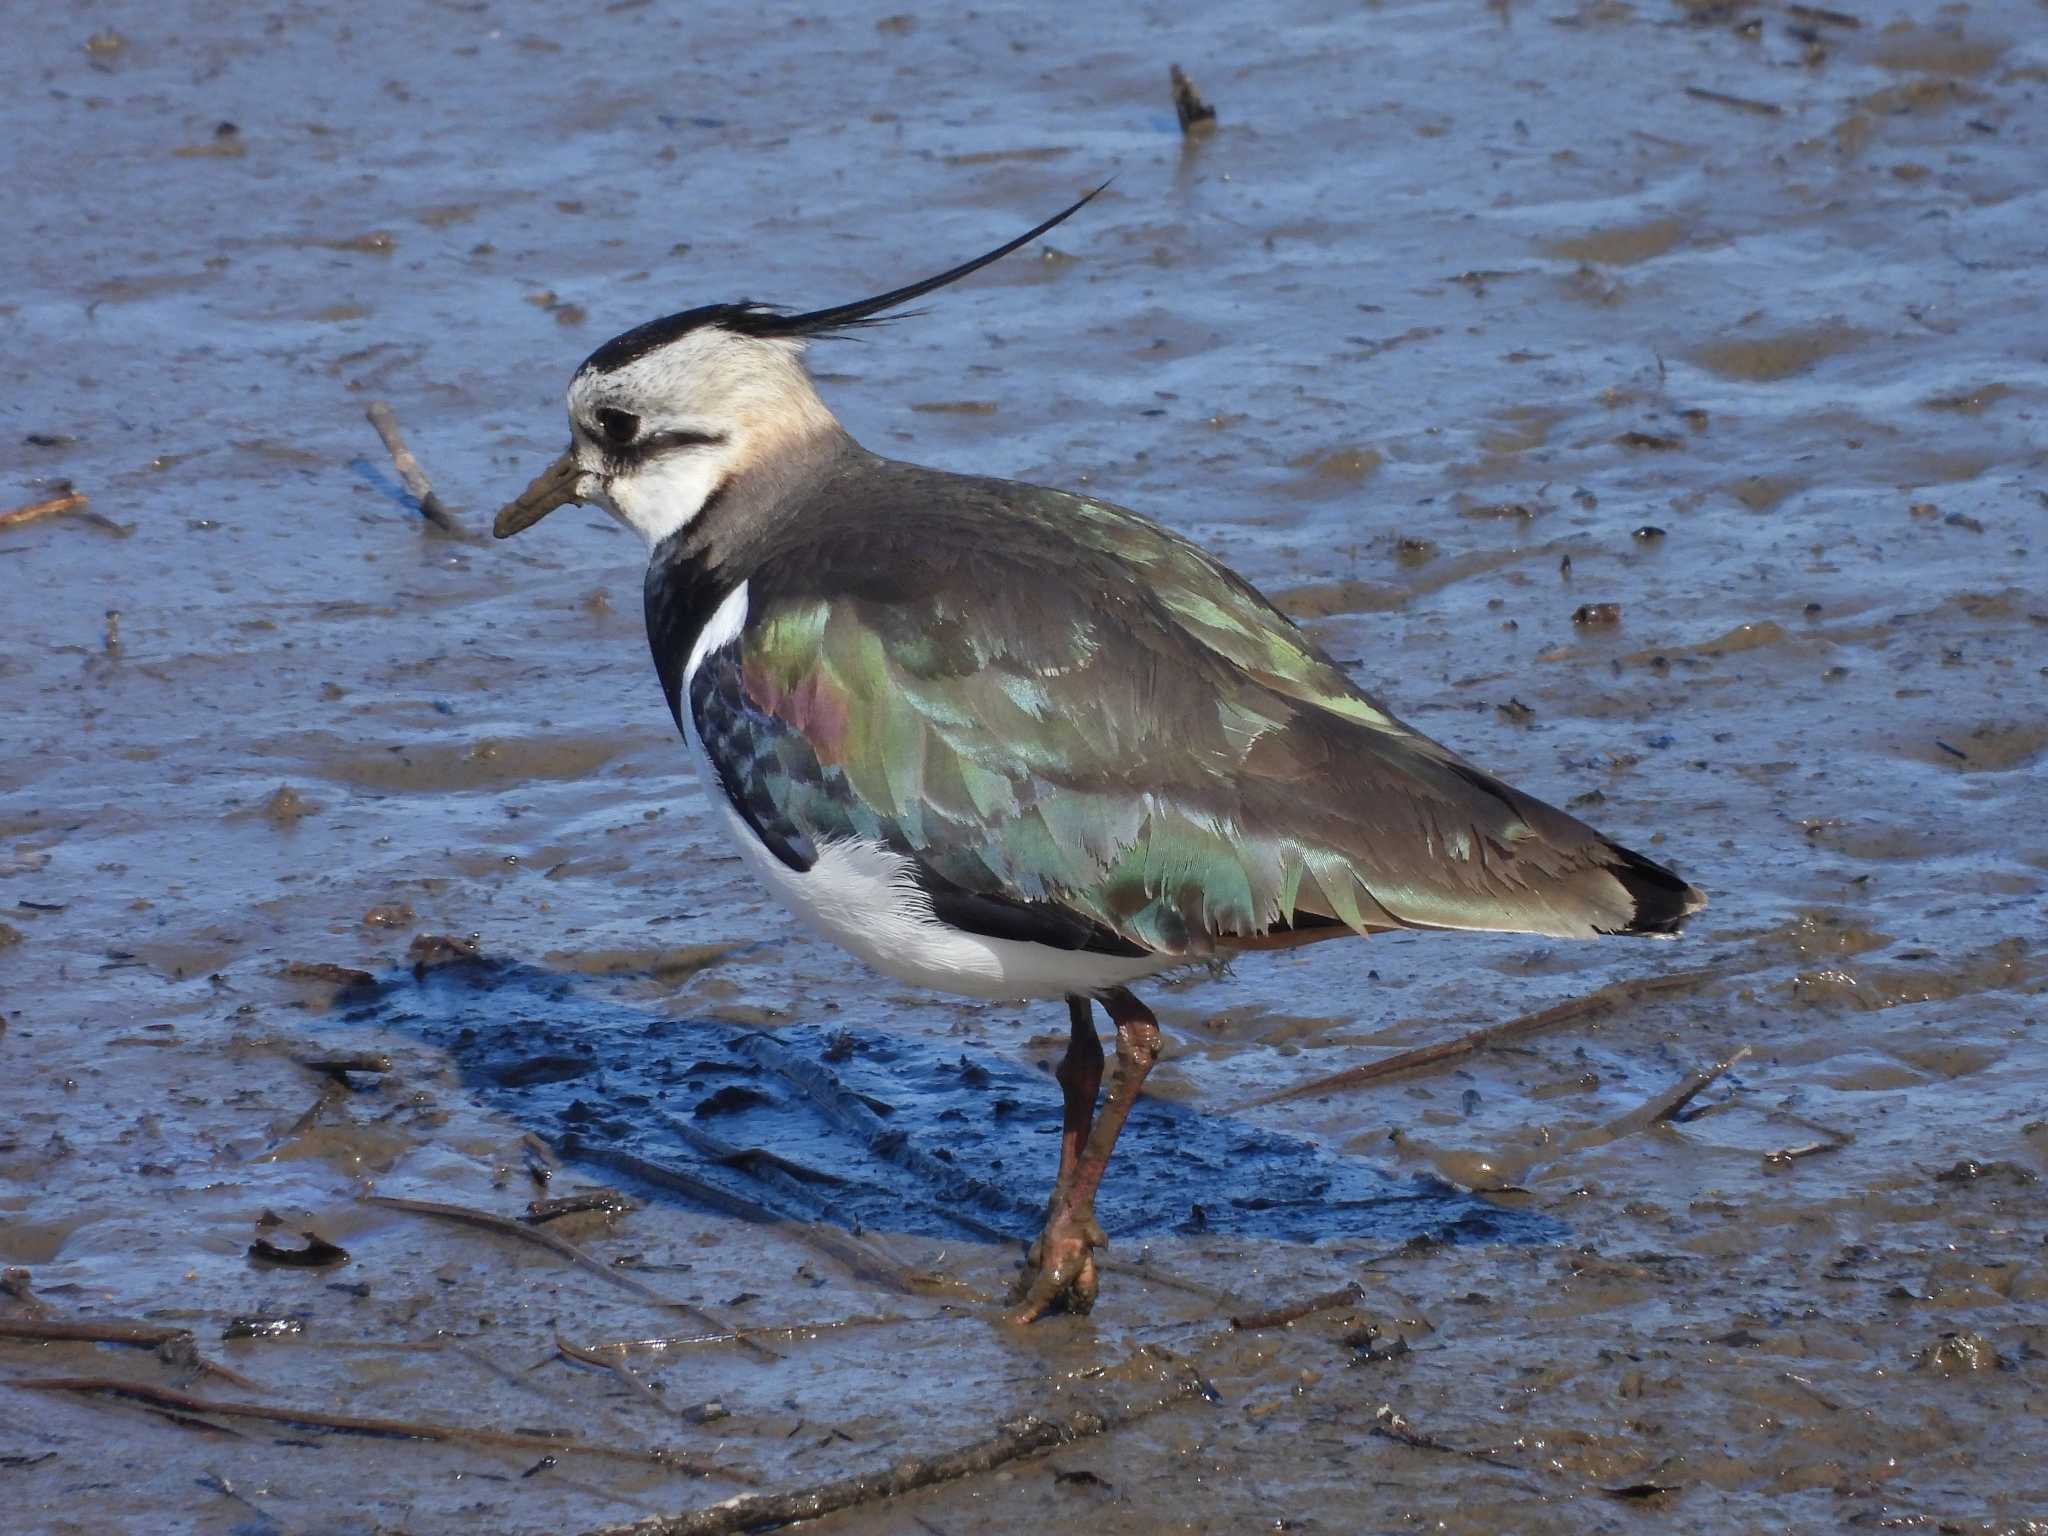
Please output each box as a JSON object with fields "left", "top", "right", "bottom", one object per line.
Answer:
{"left": 677, "top": 583, "right": 1167, "bottom": 1002}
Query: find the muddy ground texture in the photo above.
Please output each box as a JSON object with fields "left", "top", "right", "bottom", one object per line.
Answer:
{"left": 3, "top": 1, "right": 2045, "bottom": 1532}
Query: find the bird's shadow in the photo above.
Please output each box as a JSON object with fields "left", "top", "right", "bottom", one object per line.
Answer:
{"left": 338, "top": 950, "right": 1562, "bottom": 1254}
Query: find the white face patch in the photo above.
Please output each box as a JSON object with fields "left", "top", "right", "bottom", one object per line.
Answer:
{"left": 565, "top": 328, "right": 840, "bottom": 549}
{"left": 604, "top": 446, "right": 733, "bottom": 549}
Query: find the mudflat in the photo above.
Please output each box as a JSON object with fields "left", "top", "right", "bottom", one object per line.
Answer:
{"left": 3, "top": 2, "right": 2043, "bottom": 1531}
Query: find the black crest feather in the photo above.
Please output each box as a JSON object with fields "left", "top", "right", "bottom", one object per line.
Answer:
{"left": 580, "top": 182, "right": 1109, "bottom": 376}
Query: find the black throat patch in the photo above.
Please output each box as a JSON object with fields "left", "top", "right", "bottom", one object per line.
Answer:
{"left": 644, "top": 529, "right": 731, "bottom": 731}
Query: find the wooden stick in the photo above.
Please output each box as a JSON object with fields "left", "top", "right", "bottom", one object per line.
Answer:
{"left": 727, "top": 1032, "right": 1026, "bottom": 1239}
{"left": 1537, "top": 1045, "right": 1753, "bottom": 1169}
{"left": 1230, "top": 1282, "right": 1365, "bottom": 1331}
{"left": 1683, "top": 85, "right": 1783, "bottom": 117}
{"left": 279, "top": 1081, "right": 342, "bottom": 1142}
{"left": 1786, "top": 2, "right": 1861, "bottom": 28}
{"left": 1169, "top": 65, "right": 1218, "bottom": 136}
{"left": 365, "top": 402, "right": 465, "bottom": 535}
{"left": 657, "top": 1116, "right": 1219, "bottom": 1307}
{"left": 296, "top": 1053, "right": 394, "bottom": 1081}
{"left": 1644, "top": 1045, "right": 1751, "bottom": 1124}
{"left": 0, "top": 1316, "right": 257, "bottom": 1390}
{"left": 363, "top": 1194, "right": 771, "bottom": 1358}
{"left": 555, "top": 1333, "right": 673, "bottom": 1415}
{"left": 0, "top": 490, "right": 88, "bottom": 531}
{"left": 1095, "top": 1255, "right": 1234, "bottom": 1305}
{"left": 576, "top": 1352, "right": 1208, "bottom": 1536}
{"left": 576, "top": 1141, "right": 989, "bottom": 1304}
{"left": 593, "top": 1311, "right": 949, "bottom": 1354}
{"left": 9, "top": 1375, "right": 751, "bottom": 1480}
{"left": 0, "top": 1318, "right": 189, "bottom": 1348}
{"left": 1240, "top": 968, "right": 1721, "bottom": 1109}
{"left": 1369, "top": 1403, "right": 1520, "bottom": 1463}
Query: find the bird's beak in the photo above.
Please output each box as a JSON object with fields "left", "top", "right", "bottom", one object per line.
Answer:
{"left": 493, "top": 447, "right": 585, "bottom": 539}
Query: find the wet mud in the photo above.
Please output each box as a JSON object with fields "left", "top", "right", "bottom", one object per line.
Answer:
{"left": 4, "top": 0, "right": 2045, "bottom": 1532}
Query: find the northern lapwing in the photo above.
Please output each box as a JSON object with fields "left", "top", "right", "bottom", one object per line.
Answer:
{"left": 494, "top": 188, "right": 1706, "bottom": 1321}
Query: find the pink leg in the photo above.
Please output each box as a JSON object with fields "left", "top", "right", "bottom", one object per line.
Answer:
{"left": 1012, "top": 987, "right": 1162, "bottom": 1322}
{"left": 1049, "top": 995, "right": 1104, "bottom": 1210}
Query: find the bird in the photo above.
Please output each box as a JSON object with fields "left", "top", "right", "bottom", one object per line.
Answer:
{"left": 492, "top": 187, "right": 1706, "bottom": 1322}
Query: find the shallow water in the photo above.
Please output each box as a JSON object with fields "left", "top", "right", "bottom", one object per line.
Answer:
{"left": 4, "top": 0, "right": 2045, "bottom": 1531}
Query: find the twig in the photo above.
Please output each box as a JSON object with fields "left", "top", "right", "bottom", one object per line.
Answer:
{"left": 1240, "top": 968, "right": 1721, "bottom": 1109}
{"left": 556, "top": 1333, "right": 672, "bottom": 1415}
{"left": 292, "top": 1333, "right": 647, "bottom": 1417}
{"left": 296, "top": 1053, "right": 393, "bottom": 1082}
{"left": 650, "top": 1117, "right": 983, "bottom": 1294}
{"left": 664, "top": 1114, "right": 1186, "bottom": 1306}
{"left": 0, "top": 1318, "right": 189, "bottom": 1348}
{"left": 728, "top": 1032, "right": 1025, "bottom": 1240}
{"left": 1536, "top": 1045, "right": 1751, "bottom": 1169}
{"left": 577, "top": 1349, "right": 1209, "bottom": 1536}
{"left": 659, "top": 1116, "right": 846, "bottom": 1229}
{"left": 363, "top": 1195, "right": 771, "bottom": 1357}
{"left": 1169, "top": 65, "right": 1218, "bottom": 136}
{"left": 593, "top": 1311, "right": 952, "bottom": 1354}
{"left": 0, "top": 1317, "right": 257, "bottom": 1390}
{"left": 1369, "top": 1403, "right": 1520, "bottom": 1463}
{"left": 1779, "top": 1370, "right": 1842, "bottom": 1411}
{"left": 1682, "top": 85, "right": 1782, "bottom": 117}
{"left": 525, "top": 1131, "right": 561, "bottom": 1186}
{"left": 525, "top": 1188, "right": 635, "bottom": 1224}
{"left": 0, "top": 490, "right": 88, "bottom": 531}
{"left": 1786, "top": 2, "right": 1860, "bottom": 27}
{"left": 279, "top": 1080, "right": 343, "bottom": 1141}
{"left": 1763, "top": 1112, "right": 1852, "bottom": 1168}
{"left": 9, "top": 1376, "right": 751, "bottom": 1480}
{"left": 1230, "top": 1282, "right": 1365, "bottom": 1331}
{"left": 365, "top": 401, "right": 465, "bottom": 536}
{"left": 1643, "top": 1044, "right": 1751, "bottom": 1123}
{"left": 662, "top": 1115, "right": 847, "bottom": 1191}
{"left": 197, "top": 1470, "right": 274, "bottom": 1526}
{"left": 575, "top": 1143, "right": 987, "bottom": 1303}
{"left": 1095, "top": 1256, "right": 1235, "bottom": 1305}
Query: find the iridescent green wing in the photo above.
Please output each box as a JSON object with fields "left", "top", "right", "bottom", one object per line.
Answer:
{"left": 690, "top": 473, "right": 1696, "bottom": 953}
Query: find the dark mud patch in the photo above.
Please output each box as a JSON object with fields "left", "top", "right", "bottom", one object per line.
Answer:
{"left": 1544, "top": 216, "right": 1688, "bottom": 267}
{"left": 337, "top": 955, "right": 1558, "bottom": 1252}
{"left": 1869, "top": 26, "right": 2008, "bottom": 77}
{"left": 1904, "top": 720, "right": 2048, "bottom": 773}
{"left": 1694, "top": 323, "right": 1867, "bottom": 382}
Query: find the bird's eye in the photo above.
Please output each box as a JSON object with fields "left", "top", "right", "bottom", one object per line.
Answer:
{"left": 594, "top": 407, "right": 640, "bottom": 448}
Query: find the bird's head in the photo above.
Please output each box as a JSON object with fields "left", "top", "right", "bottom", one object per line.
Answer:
{"left": 493, "top": 184, "right": 1107, "bottom": 550}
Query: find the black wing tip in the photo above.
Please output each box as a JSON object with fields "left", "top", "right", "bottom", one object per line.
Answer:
{"left": 914, "top": 869, "right": 1152, "bottom": 959}
{"left": 1605, "top": 844, "right": 1708, "bottom": 936}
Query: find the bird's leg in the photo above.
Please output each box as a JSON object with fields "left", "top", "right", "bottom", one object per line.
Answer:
{"left": 1032, "top": 996, "right": 1104, "bottom": 1260}
{"left": 1011, "top": 986, "right": 1161, "bottom": 1323}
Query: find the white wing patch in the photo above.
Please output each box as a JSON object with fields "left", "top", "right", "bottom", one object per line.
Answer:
{"left": 682, "top": 581, "right": 752, "bottom": 699}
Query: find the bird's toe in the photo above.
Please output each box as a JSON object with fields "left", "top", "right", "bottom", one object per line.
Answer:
{"left": 1009, "top": 1217, "right": 1106, "bottom": 1322}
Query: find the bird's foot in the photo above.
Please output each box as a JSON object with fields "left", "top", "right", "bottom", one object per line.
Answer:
{"left": 1008, "top": 1213, "right": 1107, "bottom": 1323}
